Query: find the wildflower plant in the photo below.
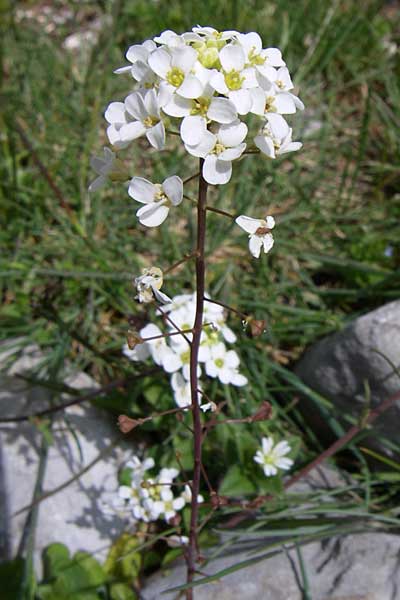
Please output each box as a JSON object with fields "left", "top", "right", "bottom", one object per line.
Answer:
{"left": 91, "top": 25, "right": 303, "bottom": 596}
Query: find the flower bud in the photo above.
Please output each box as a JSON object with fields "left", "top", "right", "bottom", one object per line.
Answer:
{"left": 251, "top": 401, "right": 273, "bottom": 422}
{"left": 118, "top": 414, "right": 139, "bottom": 433}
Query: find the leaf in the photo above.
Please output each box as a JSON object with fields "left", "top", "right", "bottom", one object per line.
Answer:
{"left": 219, "top": 465, "right": 257, "bottom": 496}
{"left": 104, "top": 533, "right": 141, "bottom": 584}
{"left": 110, "top": 583, "right": 137, "bottom": 600}
{"left": 42, "top": 543, "right": 71, "bottom": 581}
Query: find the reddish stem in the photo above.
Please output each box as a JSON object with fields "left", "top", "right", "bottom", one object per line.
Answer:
{"left": 186, "top": 161, "right": 208, "bottom": 597}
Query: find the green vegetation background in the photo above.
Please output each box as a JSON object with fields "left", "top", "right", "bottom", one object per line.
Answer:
{"left": 1, "top": 0, "right": 400, "bottom": 598}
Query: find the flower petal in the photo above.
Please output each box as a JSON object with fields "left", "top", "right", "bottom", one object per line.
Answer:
{"left": 262, "top": 233, "right": 274, "bottom": 254}
{"left": 207, "top": 97, "right": 237, "bottom": 124}
{"left": 163, "top": 95, "right": 192, "bottom": 118}
{"left": 148, "top": 47, "right": 171, "bottom": 78}
{"left": 177, "top": 75, "right": 204, "bottom": 99}
{"left": 128, "top": 177, "right": 156, "bottom": 204}
{"left": 171, "top": 46, "right": 197, "bottom": 72}
{"left": 219, "top": 44, "right": 245, "bottom": 72}
{"left": 120, "top": 121, "right": 147, "bottom": 142}
{"left": 219, "top": 143, "right": 246, "bottom": 161}
{"left": 249, "top": 234, "right": 263, "bottom": 258}
{"left": 162, "top": 175, "right": 183, "bottom": 205}
{"left": 254, "top": 134, "right": 275, "bottom": 158}
{"left": 125, "top": 92, "right": 147, "bottom": 120}
{"left": 218, "top": 120, "right": 248, "bottom": 147}
{"left": 137, "top": 202, "right": 170, "bottom": 227}
{"left": 228, "top": 89, "right": 253, "bottom": 115}
{"left": 203, "top": 155, "right": 232, "bottom": 185}
{"left": 235, "top": 215, "right": 261, "bottom": 234}
{"left": 185, "top": 130, "right": 216, "bottom": 158}
{"left": 105, "top": 102, "right": 126, "bottom": 125}
{"left": 146, "top": 121, "right": 165, "bottom": 150}
{"left": 180, "top": 115, "right": 207, "bottom": 145}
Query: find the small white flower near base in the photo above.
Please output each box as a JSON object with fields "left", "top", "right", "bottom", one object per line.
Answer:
{"left": 128, "top": 175, "right": 183, "bottom": 227}
{"left": 166, "top": 535, "right": 189, "bottom": 548}
{"left": 235, "top": 215, "right": 275, "bottom": 258}
{"left": 134, "top": 267, "right": 171, "bottom": 304}
{"left": 254, "top": 436, "right": 293, "bottom": 477}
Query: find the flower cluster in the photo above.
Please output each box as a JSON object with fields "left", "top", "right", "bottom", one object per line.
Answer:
{"left": 104, "top": 26, "right": 303, "bottom": 186}
{"left": 253, "top": 436, "right": 293, "bottom": 477}
{"left": 124, "top": 292, "right": 247, "bottom": 408}
{"left": 108, "top": 456, "right": 202, "bottom": 524}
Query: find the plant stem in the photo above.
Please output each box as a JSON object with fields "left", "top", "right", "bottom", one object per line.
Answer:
{"left": 186, "top": 161, "right": 208, "bottom": 596}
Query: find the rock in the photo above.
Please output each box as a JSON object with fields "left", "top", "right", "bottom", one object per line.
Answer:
{"left": 295, "top": 300, "right": 400, "bottom": 455}
{"left": 142, "top": 466, "right": 400, "bottom": 600}
{"left": 0, "top": 341, "right": 131, "bottom": 573}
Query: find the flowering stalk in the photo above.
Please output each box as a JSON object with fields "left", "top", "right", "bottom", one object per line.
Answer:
{"left": 187, "top": 161, "right": 208, "bottom": 590}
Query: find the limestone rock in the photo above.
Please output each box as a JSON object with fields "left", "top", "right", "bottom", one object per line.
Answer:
{"left": 0, "top": 341, "right": 131, "bottom": 573}
{"left": 295, "top": 300, "right": 400, "bottom": 453}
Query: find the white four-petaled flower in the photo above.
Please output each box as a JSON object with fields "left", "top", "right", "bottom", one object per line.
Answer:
{"left": 128, "top": 175, "right": 183, "bottom": 227}
{"left": 254, "top": 436, "right": 293, "bottom": 477}
{"left": 235, "top": 215, "right": 275, "bottom": 258}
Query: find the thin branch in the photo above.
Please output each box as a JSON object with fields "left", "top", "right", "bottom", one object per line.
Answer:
{"left": 204, "top": 297, "right": 249, "bottom": 321}
{"left": 182, "top": 172, "right": 201, "bottom": 185}
{"left": 157, "top": 306, "right": 192, "bottom": 346}
{"left": 183, "top": 194, "right": 235, "bottom": 219}
{"left": 164, "top": 251, "right": 198, "bottom": 275}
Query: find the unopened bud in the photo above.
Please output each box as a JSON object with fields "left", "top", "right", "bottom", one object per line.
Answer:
{"left": 168, "top": 513, "right": 182, "bottom": 527}
{"left": 118, "top": 414, "right": 139, "bottom": 433}
{"left": 127, "top": 329, "right": 143, "bottom": 349}
{"left": 249, "top": 318, "right": 267, "bottom": 337}
{"left": 210, "top": 491, "right": 229, "bottom": 509}
{"left": 251, "top": 401, "right": 273, "bottom": 422}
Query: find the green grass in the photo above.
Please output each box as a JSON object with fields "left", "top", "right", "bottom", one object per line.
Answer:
{"left": 1, "top": 0, "right": 400, "bottom": 596}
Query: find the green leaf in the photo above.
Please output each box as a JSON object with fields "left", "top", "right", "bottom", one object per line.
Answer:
{"left": 110, "top": 582, "right": 137, "bottom": 600}
{"left": 219, "top": 465, "right": 257, "bottom": 496}
{"left": 42, "top": 543, "right": 71, "bottom": 581}
{"left": 104, "top": 533, "right": 141, "bottom": 584}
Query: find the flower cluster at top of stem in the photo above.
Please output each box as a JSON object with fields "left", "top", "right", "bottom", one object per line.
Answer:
{"left": 104, "top": 456, "right": 203, "bottom": 524}
{"left": 123, "top": 292, "right": 248, "bottom": 408}
{"left": 99, "top": 26, "right": 303, "bottom": 186}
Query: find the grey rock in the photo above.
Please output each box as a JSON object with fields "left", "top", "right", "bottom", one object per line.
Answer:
{"left": 142, "top": 467, "right": 400, "bottom": 600}
{"left": 0, "top": 341, "right": 131, "bottom": 573}
{"left": 295, "top": 300, "right": 400, "bottom": 454}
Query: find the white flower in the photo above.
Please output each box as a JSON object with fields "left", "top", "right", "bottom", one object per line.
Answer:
{"left": 235, "top": 215, "right": 275, "bottom": 258}
{"left": 209, "top": 44, "right": 258, "bottom": 115}
{"left": 152, "top": 493, "right": 185, "bottom": 522}
{"left": 181, "top": 484, "right": 204, "bottom": 505}
{"left": 122, "top": 341, "right": 150, "bottom": 362}
{"left": 128, "top": 175, "right": 183, "bottom": 227}
{"left": 171, "top": 372, "right": 192, "bottom": 408}
{"left": 114, "top": 39, "right": 157, "bottom": 77}
{"left": 254, "top": 436, "right": 293, "bottom": 477}
{"left": 104, "top": 102, "right": 131, "bottom": 149}
{"left": 140, "top": 323, "right": 181, "bottom": 373}
{"left": 153, "top": 29, "right": 185, "bottom": 48}
{"left": 148, "top": 45, "right": 207, "bottom": 100}
{"left": 185, "top": 119, "right": 247, "bottom": 185}
{"left": 122, "top": 89, "right": 165, "bottom": 150}
{"left": 205, "top": 342, "right": 248, "bottom": 386}
{"left": 135, "top": 267, "right": 171, "bottom": 304}
{"left": 200, "top": 401, "right": 217, "bottom": 413}
{"left": 254, "top": 113, "right": 302, "bottom": 158}
{"left": 237, "top": 32, "right": 286, "bottom": 73}
{"left": 163, "top": 88, "right": 238, "bottom": 146}
{"left": 166, "top": 535, "right": 189, "bottom": 548}
{"left": 89, "top": 148, "right": 128, "bottom": 192}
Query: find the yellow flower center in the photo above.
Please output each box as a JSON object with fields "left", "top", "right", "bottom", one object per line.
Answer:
{"left": 248, "top": 47, "right": 265, "bottom": 66}
{"left": 143, "top": 115, "right": 159, "bottom": 128}
{"left": 213, "top": 142, "right": 226, "bottom": 155}
{"left": 166, "top": 67, "right": 185, "bottom": 88}
{"left": 215, "top": 357, "right": 224, "bottom": 368}
{"left": 265, "top": 96, "right": 276, "bottom": 112}
{"left": 276, "top": 80, "right": 284, "bottom": 89}
{"left": 224, "top": 69, "right": 244, "bottom": 91}
{"left": 154, "top": 184, "right": 171, "bottom": 206}
{"left": 190, "top": 97, "right": 211, "bottom": 117}
{"left": 181, "top": 349, "right": 191, "bottom": 364}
